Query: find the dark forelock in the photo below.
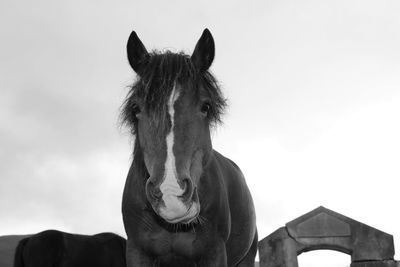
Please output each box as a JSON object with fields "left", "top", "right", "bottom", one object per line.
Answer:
{"left": 121, "top": 50, "right": 227, "bottom": 135}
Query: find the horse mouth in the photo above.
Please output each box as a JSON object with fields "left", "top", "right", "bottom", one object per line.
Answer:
{"left": 160, "top": 202, "right": 200, "bottom": 225}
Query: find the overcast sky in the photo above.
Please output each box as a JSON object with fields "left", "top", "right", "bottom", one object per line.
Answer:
{"left": 1, "top": 0, "right": 399, "bottom": 265}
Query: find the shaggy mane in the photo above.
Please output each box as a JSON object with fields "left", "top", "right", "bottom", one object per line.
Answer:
{"left": 120, "top": 50, "right": 227, "bottom": 135}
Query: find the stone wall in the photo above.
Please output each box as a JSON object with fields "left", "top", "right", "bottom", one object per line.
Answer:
{"left": 258, "top": 206, "right": 399, "bottom": 267}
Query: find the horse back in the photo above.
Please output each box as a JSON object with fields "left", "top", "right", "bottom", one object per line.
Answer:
{"left": 62, "top": 232, "right": 126, "bottom": 267}
{"left": 17, "top": 230, "right": 64, "bottom": 267}
{"left": 94, "top": 233, "right": 126, "bottom": 267}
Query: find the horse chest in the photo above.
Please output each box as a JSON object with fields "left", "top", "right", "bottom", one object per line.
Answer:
{"left": 144, "top": 230, "right": 198, "bottom": 259}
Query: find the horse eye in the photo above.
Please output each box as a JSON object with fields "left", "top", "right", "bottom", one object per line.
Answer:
{"left": 200, "top": 102, "right": 211, "bottom": 115}
{"left": 132, "top": 104, "right": 141, "bottom": 118}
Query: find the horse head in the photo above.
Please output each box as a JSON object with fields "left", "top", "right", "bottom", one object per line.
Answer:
{"left": 122, "top": 29, "right": 226, "bottom": 225}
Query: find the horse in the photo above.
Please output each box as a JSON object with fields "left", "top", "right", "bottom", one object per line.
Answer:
{"left": 13, "top": 229, "right": 126, "bottom": 267}
{"left": 121, "top": 29, "right": 258, "bottom": 266}
{"left": 0, "top": 234, "right": 31, "bottom": 267}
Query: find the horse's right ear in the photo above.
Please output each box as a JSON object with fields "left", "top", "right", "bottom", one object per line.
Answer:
{"left": 191, "top": 29, "right": 215, "bottom": 72}
{"left": 127, "top": 31, "right": 149, "bottom": 74}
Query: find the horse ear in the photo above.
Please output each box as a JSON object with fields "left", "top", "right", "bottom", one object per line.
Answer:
{"left": 127, "top": 31, "right": 149, "bottom": 74}
{"left": 191, "top": 29, "right": 215, "bottom": 72}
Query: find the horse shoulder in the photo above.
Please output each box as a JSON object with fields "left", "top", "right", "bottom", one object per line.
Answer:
{"left": 212, "top": 150, "right": 248, "bottom": 191}
{"left": 211, "top": 150, "right": 256, "bottom": 229}
{"left": 212, "top": 150, "right": 257, "bottom": 264}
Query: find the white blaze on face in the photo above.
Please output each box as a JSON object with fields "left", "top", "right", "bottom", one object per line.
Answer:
{"left": 159, "top": 86, "right": 187, "bottom": 221}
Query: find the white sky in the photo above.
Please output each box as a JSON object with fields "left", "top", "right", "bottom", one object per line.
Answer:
{"left": 1, "top": 0, "right": 399, "bottom": 266}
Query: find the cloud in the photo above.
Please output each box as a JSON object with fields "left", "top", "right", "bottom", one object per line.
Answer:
{"left": 214, "top": 92, "right": 400, "bottom": 257}
{"left": 0, "top": 146, "right": 130, "bottom": 236}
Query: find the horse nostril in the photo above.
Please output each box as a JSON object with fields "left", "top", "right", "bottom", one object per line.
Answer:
{"left": 180, "top": 177, "right": 193, "bottom": 200}
{"left": 145, "top": 180, "right": 162, "bottom": 201}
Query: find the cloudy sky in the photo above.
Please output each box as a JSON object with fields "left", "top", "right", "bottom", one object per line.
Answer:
{"left": 1, "top": 0, "right": 399, "bottom": 265}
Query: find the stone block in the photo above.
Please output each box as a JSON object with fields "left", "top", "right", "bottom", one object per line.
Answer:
{"left": 350, "top": 260, "right": 400, "bottom": 267}
{"left": 287, "top": 211, "right": 351, "bottom": 238}
{"left": 351, "top": 223, "right": 394, "bottom": 261}
{"left": 259, "top": 227, "right": 299, "bottom": 267}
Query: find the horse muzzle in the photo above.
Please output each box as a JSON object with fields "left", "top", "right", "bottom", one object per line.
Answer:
{"left": 146, "top": 179, "right": 200, "bottom": 224}
{"left": 159, "top": 196, "right": 200, "bottom": 224}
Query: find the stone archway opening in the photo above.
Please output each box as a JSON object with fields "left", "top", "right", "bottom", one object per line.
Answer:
{"left": 298, "top": 249, "right": 350, "bottom": 267}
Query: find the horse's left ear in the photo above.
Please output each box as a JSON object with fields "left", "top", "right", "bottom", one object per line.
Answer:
{"left": 191, "top": 29, "right": 215, "bottom": 72}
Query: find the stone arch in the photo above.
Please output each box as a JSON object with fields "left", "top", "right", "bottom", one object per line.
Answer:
{"left": 258, "top": 206, "right": 399, "bottom": 267}
{"left": 298, "top": 249, "right": 350, "bottom": 267}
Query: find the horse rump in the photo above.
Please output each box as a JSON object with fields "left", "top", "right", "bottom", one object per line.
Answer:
{"left": 13, "top": 237, "right": 28, "bottom": 267}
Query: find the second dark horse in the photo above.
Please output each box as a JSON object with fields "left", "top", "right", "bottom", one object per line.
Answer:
{"left": 13, "top": 229, "right": 126, "bottom": 267}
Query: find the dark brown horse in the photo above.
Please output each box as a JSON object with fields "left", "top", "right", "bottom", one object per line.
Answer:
{"left": 121, "top": 29, "right": 257, "bottom": 266}
{"left": 13, "top": 230, "right": 126, "bottom": 267}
